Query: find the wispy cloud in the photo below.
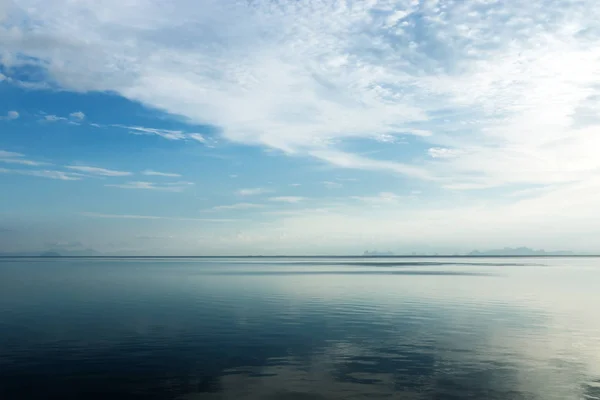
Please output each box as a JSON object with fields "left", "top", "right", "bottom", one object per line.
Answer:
{"left": 211, "top": 203, "right": 264, "bottom": 211}
{"left": 0, "top": 150, "right": 22, "bottom": 158}
{"left": 3, "top": 0, "right": 600, "bottom": 194}
{"left": 42, "top": 111, "right": 86, "bottom": 123}
{"left": 0, "top": 150, "right": 49, "bottom": 166}
{"left": 322, "top": 181, "right": 342, "bottom": 189}
{"left": 105, "top": 181, "right": 193, "bottom": 192}
{"left": 0, "top": 111, "right": 19, "bottom": 120}
{"left": 0, "top": 158, "right": 49, "bottom": 166}
{"left": 125, "top": 126, "right": 187, "bottom": 140}
{"left": 351, "top": 192, "right": 404, "bottom": 204}
{"left": 79, "top": 212, "right": 236, "bottom": 222}
{"left": 312, "top": 150, "right": 433, "bottom": 180}
{"left": 142, "top": 169, "right": 181, "bottom": 177}
{"left": 43, "top": 115, "right": 67, "bottom": 122}
{"left": 66, "top": 165, "right": 132, "bottom": 177}
{"left": 69, "top": 111, "right": 85, "bottom": 120}
{"left": 0, "top": 168, "right": 83, "bottom": 180}
{"left": 428, "top": 148, "right": 461, "bottom": 159}
{"left": 269, "top": 196, "right": 305, "bottom": 204}
{"left": 107, "top": 124, "right": 213, "bottom": 145}
{"left": 188, "top": 133, "right": 206, "bottom": 143}
{"left": 237, "top": 188, "right": 270, "bottom": 196}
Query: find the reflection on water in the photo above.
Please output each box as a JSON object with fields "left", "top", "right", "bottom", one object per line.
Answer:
{"left": 0, "top": 257, "right": 599, "bottom": 399}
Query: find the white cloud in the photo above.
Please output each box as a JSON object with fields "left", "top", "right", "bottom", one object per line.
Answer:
{"left": 0, "top": 168, "right": 83, "bottom": 180}
{"left": 142, "top": 169, "right": 181, "bottom": 177}
{"left": 428, "top": 148, "right": 461, "bottom": 159}
{"left": 3, "top": 0, "right": 600, "bottom": 250}
{"left": 352, "top": 192, "right": 403, "bottom": 204}
{"left": 109, "top": 125, "right": 211, "bottom": 144}
{"left": 269, "top": 196, "right": 305, "bottom": 203}
{"left": 79, "top": 212, "right": 236, "bottom": 222}
{"left": 125, "top": 126, "right": 187, "bottom": 140}
{"left": 43, "top": 115, "right": 67, "bottom": 122}
{"left": 211, "top": 203, "right": 264, "bottom": 211}
{"left": 165, "top": 181, "right": 194, "bottom": 187}
{"left": 69, "top": 111, "right": 85, "bottom": 120}
{"left": 66, "top": 165, "right": 132, "bottom": 176}
{"left": 105, "top": 181, "right": 193, "bottom": 192}
{"left": 40, "top": 112, "right": 85, "bottom": 122}
{"left": 312, "top": 150, "right": 433, "bottom": 180}
{"left": 237, "top": 188, "right": 269, "bottom": 196}
{"left": 0, "top": 158, "right": 48, "bottom": 166}
{"left": 0, "top": 150, "right": 22, "bottom": 158}
{"left": 0, "top": 150, "right": 50, "bottom": 166}
{"left": 213, "top": 178, "right": 600, "bottom": 253}
{"left": 11, "top": 0, "right": 600, "bottom": 184}
{"left": 322, "top": 181, "right": 342, "bottom": 189}
{"left": 188, "top": 133, "right": 206, "bottom": 143}
{"left": 4, "top": 110, "right": 19, "bottom": 120}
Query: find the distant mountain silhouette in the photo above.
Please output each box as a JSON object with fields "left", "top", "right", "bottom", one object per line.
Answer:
{"left": 468, "top": 247, "right": 574, "bottom": 256}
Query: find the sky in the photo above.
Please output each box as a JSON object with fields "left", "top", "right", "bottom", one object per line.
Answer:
{"left": 1, "top": 0, "right": 600, "bottom": 255}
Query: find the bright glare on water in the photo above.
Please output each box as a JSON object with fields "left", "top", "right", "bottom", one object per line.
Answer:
{"left": 1, "top": 257, "right": 599, "bottom": 399}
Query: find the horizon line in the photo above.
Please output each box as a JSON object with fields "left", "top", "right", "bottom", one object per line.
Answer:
{"left": 1, "top": 255, "right": 599, "bottom": 258}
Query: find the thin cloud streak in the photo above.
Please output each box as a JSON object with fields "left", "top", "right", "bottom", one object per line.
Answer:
{"left": 79, "top": 212, "right": 238, "bottom": 222}
{"left": 142, "top": 170, "right": 182, "bottom": 177}
{"left": 66, "top": 165, "right": 132, "bottom": 176}
{"left": 110, "top": 124, "right": 212, "bottom": 144}
{"left": 237, "top": 188, "right": 270, "bottom": 196}
{"left": 105, "top": 181, "right": 193, "bottom": 192}
{"left": 210, "top": 203, "right": 265, "bottom": 211}
{"left": 0, "top": 150, "right": 50, "bottom": 166}
{"left": 269, "top": 196, "right": 305, "bottom": 203}
{"left": 0, "top": 168, "right": 83, "bottom": 181}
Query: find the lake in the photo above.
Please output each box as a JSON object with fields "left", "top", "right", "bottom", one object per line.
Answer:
{"left": 1, "top": 257, "right": 599, "bottom": 399}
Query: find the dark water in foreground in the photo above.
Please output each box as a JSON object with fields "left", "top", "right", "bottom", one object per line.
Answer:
{"left": 1, "top": 257, "right": 599, "bottom": 400}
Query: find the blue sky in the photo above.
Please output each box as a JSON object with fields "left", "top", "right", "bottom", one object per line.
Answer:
{"left": 1, "top": 0, "right": 600, "bottom": 255}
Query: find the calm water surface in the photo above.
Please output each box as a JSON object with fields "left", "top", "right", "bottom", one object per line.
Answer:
{"left": 1, "top": 257, "right": 599, "bottom": 399}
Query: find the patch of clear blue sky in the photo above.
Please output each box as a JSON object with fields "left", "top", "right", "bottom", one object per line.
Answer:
{"left": 1, "top": 80, "right": 428, "bottom": 222}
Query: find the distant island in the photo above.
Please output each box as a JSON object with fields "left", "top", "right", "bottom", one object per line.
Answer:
{"left": 360, "top": 247, "right": 578, "bottom": 257}
{"left": 468, "top": 247, "right": 574, "bottom": 256}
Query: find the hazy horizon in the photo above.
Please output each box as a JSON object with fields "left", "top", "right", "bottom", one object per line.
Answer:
{"left": 0, "top": 247, "right": 590, "bottom": 257}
